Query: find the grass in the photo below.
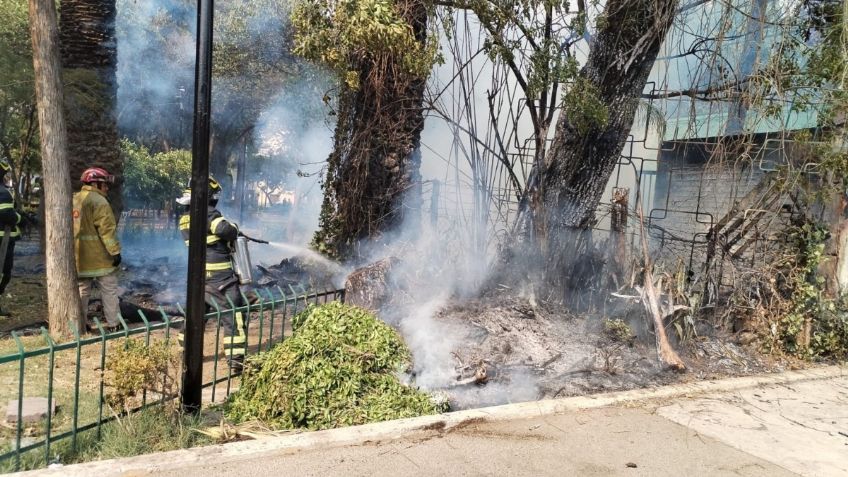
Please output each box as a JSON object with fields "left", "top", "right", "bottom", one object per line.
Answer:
{"left": 74, "top": 407, "right": 214, "bottom": 462}
{"left": 0, "top": 406, "right": 215, "bottom": 473}
{"left": 0, "top": 271, "right": 328, "bottom": 472}
{"left": 0, "top": 304, "right": 302, "bottom": 472}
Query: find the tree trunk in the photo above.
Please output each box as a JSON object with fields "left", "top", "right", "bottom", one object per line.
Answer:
{"left": 59, "top": 0, "right": 122, "bottom": 216}
{"left": 28, "top": 0, "right": 85, "bottom": 338}
{"left": 312, "top": 0, "right": 427, "bottom": 261}
{"left": 524, "top": 0, "right": 680, "bottom": 295}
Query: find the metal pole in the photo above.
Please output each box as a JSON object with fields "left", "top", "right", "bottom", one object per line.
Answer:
{"left": 181, "top": 0, "right": 214, "bottom": 413}
{"left": 236, "top": 136, "right": 246, "bottom": 224}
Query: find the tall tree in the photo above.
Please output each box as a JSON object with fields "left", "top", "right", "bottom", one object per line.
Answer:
{"left": 520, "top": 0, "right": 681, "bottom": 294}
{"left": 28, "top": 0, "right": 85, "bottom": 337}
{"left": 59, "top": 0, "right": 122, "bottom": 213}
{"left": 292, "top": 0, "right": 438, "bottom": 260}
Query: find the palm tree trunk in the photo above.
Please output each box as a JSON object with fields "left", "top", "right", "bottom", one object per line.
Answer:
{"left": 28, "top": 0, "right": 85, "bottom": 338}
{"left": 59, "top": 0, "right": 122, "bottom": 215}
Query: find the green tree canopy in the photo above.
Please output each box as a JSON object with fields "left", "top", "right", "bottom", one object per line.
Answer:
{"left": 121, "top": 139, "right": 191, "bottom": 209}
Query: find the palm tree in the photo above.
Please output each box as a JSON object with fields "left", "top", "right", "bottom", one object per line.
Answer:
{"left": 59, "top": 0, "right": 122, "bottom": 214}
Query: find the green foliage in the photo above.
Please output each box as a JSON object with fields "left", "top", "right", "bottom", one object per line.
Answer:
{"left": 754, "top": 6, "right": 848, "bottom": 359}
{"left": 290, "top": 0, "right": 439, "bottom": 84}
{"left": 105, "top": 339, "right": 178, "bottom": 410}
{"left": 768, "top": 222, "right": 848, "bottom": 359}
{"left": 466, "top": 0, "right": 584, "bottom": 103}
{"left": 121, "top": 139, "right": 191, "bottom": 209}
{"left": 0, "top": 0, "right": 39, "bottom": 191}
{"left": 603, "top": 318, "right": 633, "bottom": 344}
{"left": 562, "top": 77, "right": 609, "bottom": 134}
{"left": 227, "top": 302, "right": 444, "bottom": 429}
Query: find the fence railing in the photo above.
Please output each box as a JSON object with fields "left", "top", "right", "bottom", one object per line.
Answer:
{"left": 0, "top": 285, "right": 344, "bottom": 472}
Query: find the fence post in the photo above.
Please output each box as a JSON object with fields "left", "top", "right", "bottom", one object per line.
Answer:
{"left": 253, "top": 289, "right": 265, "bottom": 356}
{"left": 209, "top": 297, "right": 222, "bottom": 403}
{"left": 265, "top": 287, "right": 277, "bottom": 351}
{"left": 70, "top": 322, "right": 83, "bottom": 453}
{"left": 137, "top": 310, "right": 152, "bottom": 405}
{"left": 40, "top": 328, "right": 56, "bottom": 463}
{"left": 12, "top": 332, "right": 25, "bottom": 471}
{"left": 93, "top": 319, "right": 107, "bottom": 440}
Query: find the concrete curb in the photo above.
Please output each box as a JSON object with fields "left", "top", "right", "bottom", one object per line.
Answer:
{"left": 17, "top": 364, "right": 845, "bottom": 476}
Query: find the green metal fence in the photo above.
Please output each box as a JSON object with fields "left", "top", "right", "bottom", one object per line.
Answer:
{"left": 0, "top": 285, "right": 344, "bottom": 472}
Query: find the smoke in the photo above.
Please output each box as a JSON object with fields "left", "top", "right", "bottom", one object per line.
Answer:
{"left": 116, "top": 0, "right": 293, "bottom": 148}
{"left": 116, "top": 0, "right": 334, "bottom": 264}
{"left": 226, "top": 68, "right": 334, "bottom": 253}
{"left": 345, "top": 181, "right": 541, "bottom": 407}
{"left": 116, "top": 0, "right": 195, "bottom": 143}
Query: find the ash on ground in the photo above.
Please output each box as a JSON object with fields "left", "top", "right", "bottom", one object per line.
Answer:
{"left": 380, "top": 292, "right": 773, "bottom": 410}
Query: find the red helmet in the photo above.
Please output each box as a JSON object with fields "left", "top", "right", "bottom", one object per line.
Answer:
{"left": 80, "top": 167, "right": 114, "bottom": 184}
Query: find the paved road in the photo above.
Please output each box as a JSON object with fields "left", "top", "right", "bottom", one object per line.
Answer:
{"left": 156, "top": 406, "right": 796, "bottom": 477}
{"left": 19, "top": 367, "right": 848, "bottom": 477}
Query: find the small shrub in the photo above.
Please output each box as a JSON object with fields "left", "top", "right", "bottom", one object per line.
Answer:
{"left": 105, "top": 339, "right": 179, "bottom": 411}
{"left": 603, "top": 318, "right": 633, "bottom": 344}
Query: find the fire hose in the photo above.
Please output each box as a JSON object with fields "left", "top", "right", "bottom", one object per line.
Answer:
{"left": 238, "top": 232, "right": 269, "bottom": 244}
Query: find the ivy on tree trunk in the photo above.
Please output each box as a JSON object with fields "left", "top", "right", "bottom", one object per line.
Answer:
{"left": 312, "top": 1, "right": 428, "bottom": 261}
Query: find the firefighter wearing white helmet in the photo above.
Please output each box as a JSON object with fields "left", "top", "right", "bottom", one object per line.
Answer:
{"left": 73, "top": 167, "right": 122, "bottom": 331}
{"left": 177, "top": 177, "right": 248, "bottom": 375}
{"left": 0, "top": 161, "right": 22, "bottom": 317}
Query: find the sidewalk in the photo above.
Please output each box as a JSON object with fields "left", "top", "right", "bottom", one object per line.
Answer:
{"left": 17, "top": 366, "right": 847, "bottom": 477}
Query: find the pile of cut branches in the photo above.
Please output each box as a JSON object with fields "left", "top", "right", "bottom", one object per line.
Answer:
{"left": 226, "top": 302, "right": 444, "bottom": 430}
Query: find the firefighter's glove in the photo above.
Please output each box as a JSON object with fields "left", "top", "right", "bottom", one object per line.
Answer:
{"left": 112, "top": 253, "right": 122, "bottom": 267}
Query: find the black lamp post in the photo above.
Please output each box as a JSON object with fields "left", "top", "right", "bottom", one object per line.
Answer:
{"left": 181, "top": 0, "right": 214, "bottom": 413}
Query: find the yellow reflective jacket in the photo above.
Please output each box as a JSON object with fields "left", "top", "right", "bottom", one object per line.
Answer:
{"left": 73, "top": 185, "right": 121, "bottom": 277}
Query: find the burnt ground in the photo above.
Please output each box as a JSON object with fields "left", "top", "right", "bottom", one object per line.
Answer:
{"left": 425, "top": 294, "right": 783, "bottom": 409}
{"left": 0, "top": 233, "right": 340, "bottom": 336}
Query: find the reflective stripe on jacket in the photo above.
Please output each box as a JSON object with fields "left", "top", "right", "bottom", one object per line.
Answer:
{"left": 0, "top": 185, "right": 21, "bottom": 238}
{"left": 179, "top": 206, "right": 239, "bottom": 280}
{"left": 73, "top": 185, "right": 121, "bottom": 277}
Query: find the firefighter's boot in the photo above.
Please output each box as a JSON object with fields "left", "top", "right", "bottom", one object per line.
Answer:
{"left": 227, "top": 354, "right": 244, "bottom": 376}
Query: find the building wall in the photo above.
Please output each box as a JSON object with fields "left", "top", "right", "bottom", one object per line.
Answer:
{"left": 650, "top": 136, "right": 783, "bottom": 274}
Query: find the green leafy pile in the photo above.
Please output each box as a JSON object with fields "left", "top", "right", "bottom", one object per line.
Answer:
{"left": 226, "top": 302, "right": 442, "bottom": 429}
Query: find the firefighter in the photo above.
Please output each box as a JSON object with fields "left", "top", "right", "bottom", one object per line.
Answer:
{"left": 73, "top": 167, "right": 122, "bottom": 330}
{"left": 0, "top": 161, "right": 22, "bottom": 317}
{"left": 176, "top": 178, "right": 247, "bottom": 375}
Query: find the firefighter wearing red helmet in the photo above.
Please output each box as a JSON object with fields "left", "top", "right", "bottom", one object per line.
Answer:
{"left": 73, "top": 167, "right": 122, "bottom": 330}
{"left": 176, "top": 177, "right": 248, "bottom": 375}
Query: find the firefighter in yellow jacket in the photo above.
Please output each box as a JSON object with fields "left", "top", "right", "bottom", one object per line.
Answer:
{"left": 73, "top": 167, "right": 122, "bottom": 330}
